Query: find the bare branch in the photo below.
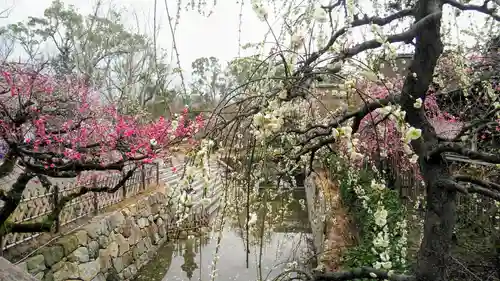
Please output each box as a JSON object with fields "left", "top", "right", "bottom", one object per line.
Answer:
{"left": 428, "top": 143, "right": 500, "bottom": 163}
{"left": 437, "top": 177, "right": 500, "bottom": 200}
{"left": 330, "top": 11, "right": 441, "bottom": 64}
{"left": 4, "top": 168, "right": 136, "bottom": 233}
{"left": 298, "top": 8, "right": 414, "bottom": 72}
{"left": 0, "top": 151, "right": 17, "bottom": 179}
{"left": 314, "top": 267, "right": 416, "bottom": 281}
{"left": 453, "top": 175, "right": 500, "bottom": 193}
{"left": 444, "top": 0, "right": 500, "bottom": 21}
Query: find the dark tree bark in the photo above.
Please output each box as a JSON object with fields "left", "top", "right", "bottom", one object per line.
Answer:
{"left": 395, "top": 0, "right": 457, "bottom": 280}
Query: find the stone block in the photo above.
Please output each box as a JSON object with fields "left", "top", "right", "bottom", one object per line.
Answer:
{"left": 137, "top": 218, "right": 149, "bottom": 229}
{"left": 91, "top": 273, "right": 106, "bottom": 281}
{"left": 122, "top": 267, "right": 132, "bottom": 280}
{"left": 74, "top": 230, "right": 89, "bottom": 246}
{"left": 41, "top": 245, "right": 64, "bottom": 267}
{"left": 98, "top": 250, "right": 111, "bottom": 273}
{"left": 52, "top": 262, "right": 79, "bottom": 281}
{"left": 78, "top": 259, "right": 100, "bottom": 281}
{"left": 68, "top": 247, "right": 90, "bottom": 263}
{"left": 127, "top": 224, "right": 142, "bottom": 245}
{"left": 33, "top": 272, "right": 44, "bottom": 280}
{"left": 98, "top": 236, "right": 110, "bottom": 248}
{"left": 112, "top": 256, "right": 124, "bottom": 273}
{"left": 56, "top": 235, "right": 79, "bottom": 256}
{"left": 115, "top": 234, "right": 129, "bottom": 255}
{"left": 108, "top": 212, "right": 125, "bottom": 229}
{"left": 121, "top": 251, "right": 133, "bottom": 268}
{"left": 25, "top": 254, "right": 45, "bottom": 274}
{"left": 132, "top": 241, "right": 147, "bottom": 260}
{"left": 129, "top": 264, "right": 137, "bottom": 276}
{"left": 88, "top": 241, "right": 100, "bottom": 260}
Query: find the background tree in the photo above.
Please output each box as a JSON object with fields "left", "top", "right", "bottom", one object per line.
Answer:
{"left": 0, "top": 64, "right": 202, "bottom": 236}
{"left": 1, "top": 0, "right": 176, "bottom": 116}
{"left": 190, "top": 56, "right": 226, "bottom": 105}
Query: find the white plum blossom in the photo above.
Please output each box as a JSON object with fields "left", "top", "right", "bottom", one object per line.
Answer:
{"left": 413, "top": 98, "right": 423, "bottom": 108}
{"left": 373, "top": 231, "right": 390, "bottom": 248}
{"left": 332, "top": 128, "right": 340, "bottom": 138}
{"left": 149, "top": 138, "right": 157, "bottom": 146}
{"left": 251, "top": 0, "right": 268, "bottom": 21}
{"left": 374, "top": 206, "right": 388, "bottom": 227}
{"left": 371, "top": 180, "right": 385, "bottom": 191}
{"left": 313, "top": 6, "right": 328, "bottom": 23}
{"left": 409, "top": 154, "right": 419, "bottom": 164}
{"left": 404, "top": 127, "right": 422, "bottom": 143}
{"left": 248, "top": 212, "right": 258, "bottom": 225}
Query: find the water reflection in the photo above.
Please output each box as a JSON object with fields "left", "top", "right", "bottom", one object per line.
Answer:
{"left": 133, "top": 189, "right": 314, "bottom": 281}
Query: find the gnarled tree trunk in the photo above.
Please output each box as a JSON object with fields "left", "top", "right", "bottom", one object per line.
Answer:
{"left": 398, "top": 0, "right": 457, "bottom": 280}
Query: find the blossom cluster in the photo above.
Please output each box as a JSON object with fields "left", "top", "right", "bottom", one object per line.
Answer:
{"left": 0, "top": 67, "right": 203, "bottom": 182}
{"left": 334, "top": 156, "right": 409, "bottom": 273}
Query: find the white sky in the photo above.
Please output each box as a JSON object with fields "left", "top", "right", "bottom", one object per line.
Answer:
{"left": 0, "top": 0, "right": 268, "bottom": 76}
{"left": 0, "top": 0, "right": 495, "bottom": 84}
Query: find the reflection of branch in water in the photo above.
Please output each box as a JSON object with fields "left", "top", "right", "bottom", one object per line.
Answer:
{"left": 181, "top": 238, "right": 198, "bottom": 280}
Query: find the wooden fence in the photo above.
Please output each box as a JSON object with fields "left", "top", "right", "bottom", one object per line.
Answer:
{"left": 379, "top": 156, "right": 498, "bottom": 223}
{"left": 0, "top": 163, "right": 159, "bottom": 252}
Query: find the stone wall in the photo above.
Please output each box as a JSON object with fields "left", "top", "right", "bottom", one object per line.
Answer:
{"left": 304, "top": 173, "right": 328, "bottom": 258}
{"left": 0, "top": 257, "right": 38, "bottom": 281}
{"left": 304, "top": 171, "right": 352, "bottom": 271}
{"left": 16, "top": 192, "right": 179, "bottom": 281}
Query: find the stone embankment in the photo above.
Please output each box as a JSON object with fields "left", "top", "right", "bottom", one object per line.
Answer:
{"left": 16, "top": 192, "right": 176, "bottom": 281}
{"left": 12, "top": 158, "right": 222, "bottom": 281}
{"left": 304, "top": 170, "right": 352, "bottom": 271}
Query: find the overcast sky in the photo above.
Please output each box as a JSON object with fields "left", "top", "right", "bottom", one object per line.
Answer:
{"left": 0, "top": 0, "right": 268, "bottom": 74}
{"left": 0, "top": 0, "right": 494, "bottom": 83}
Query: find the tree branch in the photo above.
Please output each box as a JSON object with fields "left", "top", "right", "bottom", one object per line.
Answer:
{"left": 45, "top": 117, "right": 91, "bottom": 135}
{"left": 20, "top": 156, "right": 146, "bottom": 177}
{"left": 0, "top": 173, "right": 36, "bottom": 230}
{"left": 297, "top": 8, "right": 414, "bottom": 73}
{"left": 437, "top": 177, "right": 500, "bottom": 200}
{"left": 444, "top": 0, "right": 500, "bottom": 21}
{"left": 428, "top": 142, "right": 500, "bottom": 163}
{"left": 332, "top": 11, "right": 442, "bottom": 63}
{"left": 0, "top": 151, "right": 17, "bottom": 179}
{"left": 4, "top": 168, "right": 137, "bottom": 233}
{"left": 314, "top": 267, "right": 416, "bottom": 281}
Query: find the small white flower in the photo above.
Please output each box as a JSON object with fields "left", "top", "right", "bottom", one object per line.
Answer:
{"left": 251, "top": 0, "right": 268, "bottom": 21}
{"left": 409, "top": 154, "right": 419, "bottom": 164}
{"left": 332, "top": 128, "right": 339, "bottom": 138}
{"left": 248, "top": 212, "right": 258, "bottom": 225}
{"left": 374, "top": 206, "right": 388, "bottom": 227}
{"left": 404, "top": 127, "right": 422, "bottom": 143}
{"left": 369, "top": 272, "right": 377, "bottom": 278}
{"left": 313, "top": 6, "right": 328, "bottom": 23}
{"left": 413, "top": 98, "right": 423, "bottom": 109}
{"left": 381, "top": 261, "right": 392, "bottom": 269}
{"left": 150, "top": 138, "right": 158, "bottom": 146}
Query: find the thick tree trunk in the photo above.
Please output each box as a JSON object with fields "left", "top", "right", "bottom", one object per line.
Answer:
{"left": 416, "top": 163, "right": 457, "bottom": 281}
{"left": 397, "top": 0, "right": 456, "bottom": 280}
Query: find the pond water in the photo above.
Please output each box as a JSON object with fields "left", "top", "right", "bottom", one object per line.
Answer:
{"left": 133, "top": 189, "right": 314, "bottom": 281}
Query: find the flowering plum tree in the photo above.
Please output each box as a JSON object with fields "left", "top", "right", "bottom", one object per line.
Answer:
{"left": 201, "top": 0, "right": 500, "bottom": 280}
{"left": 0, "top": 64, "right": 203, "bottom": 234}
